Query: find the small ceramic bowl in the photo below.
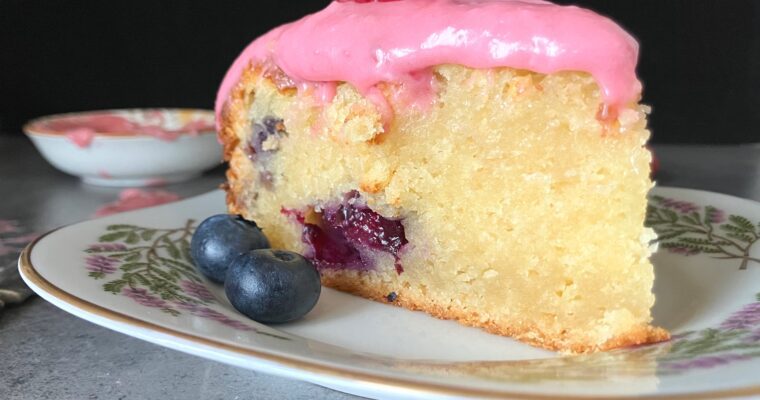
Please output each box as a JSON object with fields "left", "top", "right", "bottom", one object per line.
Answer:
{"left": 24, "top": 109, "right": 222, "bottom": 187}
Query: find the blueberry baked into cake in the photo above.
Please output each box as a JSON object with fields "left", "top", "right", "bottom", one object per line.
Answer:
{"left": 215, "top": 0, "right": 669, "bottom": 353}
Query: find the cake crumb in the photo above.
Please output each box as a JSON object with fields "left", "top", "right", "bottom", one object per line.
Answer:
{"left": 483, "top": 269, "right": 499, "bottom": 279}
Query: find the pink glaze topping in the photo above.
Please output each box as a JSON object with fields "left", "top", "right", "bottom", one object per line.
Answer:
{"left": 28, "top": 110, "right": 216, "bottom": 148}
{"left": 215, "top": 0, "right": 641, "bottom": 124}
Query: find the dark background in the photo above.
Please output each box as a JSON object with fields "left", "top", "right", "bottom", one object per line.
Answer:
{"left": 1, "top": 0, "right": 759, "bottom": 143}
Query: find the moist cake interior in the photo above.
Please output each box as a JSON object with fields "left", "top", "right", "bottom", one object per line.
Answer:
{"left": 221, "top": 64, "right": 669, "bottom": 353}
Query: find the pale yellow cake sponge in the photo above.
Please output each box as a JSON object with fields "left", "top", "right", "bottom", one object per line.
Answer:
{"left": 219, "top": 64, "right": 669, "bottom": 353}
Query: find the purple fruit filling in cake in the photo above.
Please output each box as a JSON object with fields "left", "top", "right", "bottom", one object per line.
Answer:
{"left": 246, "top": 116, "right": 286, "bottom": 158}
{"left": 282, "top": 192, "right": 407, "bottom": 273}
{"left": 386, "top": 292, "right": 398, "bottom": 303}
{"left": 245, "top": 116, "right": 286, "bottom": 189}
{"left": 302, "top": 222, "right": 365, "bottom": 270}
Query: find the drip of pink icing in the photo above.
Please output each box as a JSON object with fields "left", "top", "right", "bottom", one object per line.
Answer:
{"left": 66, "top": 127, "right": 99, "bottom": 148}
{"left": 215, "top": 0, "right": 640, "bottom": 126}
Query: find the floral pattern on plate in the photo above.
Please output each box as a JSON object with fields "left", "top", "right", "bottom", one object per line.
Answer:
{"left": 84, "top": 219, "right": 287, "bottom": 339}
{"left": 647, "top": 195, "right": 760, "bottom": 269}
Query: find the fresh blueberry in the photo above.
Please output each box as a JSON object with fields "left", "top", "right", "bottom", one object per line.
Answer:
{"left": 225, "top": 249, "right": 321, "bottom": 323}
{"left": 190, "top": 214, "right": 270, "bottom": 283}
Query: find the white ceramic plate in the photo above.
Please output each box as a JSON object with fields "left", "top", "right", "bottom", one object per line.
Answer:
{"left": 19, "top": 187, "right": 760, "bottom": 399}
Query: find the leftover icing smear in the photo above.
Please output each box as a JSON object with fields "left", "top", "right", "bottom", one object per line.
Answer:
{"left": 216, "top": 0, "right": 641, "bottom": 125}
{"left": 30, "top": 110, "right": 215, "bottom": 148}
{"left": 94, "top": 189, "right": 181, "bottom": 217}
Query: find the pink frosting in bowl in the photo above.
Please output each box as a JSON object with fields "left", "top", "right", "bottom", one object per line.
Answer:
{"left": 23, "top": 109, "right": 222, "bottom": 187}
{"left": 216, "top": 0, "right": 641, "bottom": 125}
{"left": 25, "top": 109, "right": 216, "bottom": 148}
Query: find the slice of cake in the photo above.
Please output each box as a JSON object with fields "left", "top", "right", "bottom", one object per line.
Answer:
{"left": 215, "top": 0, "right": 669, "bottom": 353}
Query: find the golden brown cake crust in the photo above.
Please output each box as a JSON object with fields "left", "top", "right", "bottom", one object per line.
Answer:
{"left": 219, "top": 63, "right": 261, "bottom": 216}
{"left": 319, "top": 270, "right": 668, "bottom": 354}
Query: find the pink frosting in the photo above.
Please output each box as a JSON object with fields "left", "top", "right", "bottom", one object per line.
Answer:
{"left": 215, "top": 0, "right": 641, "bottom": 125}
